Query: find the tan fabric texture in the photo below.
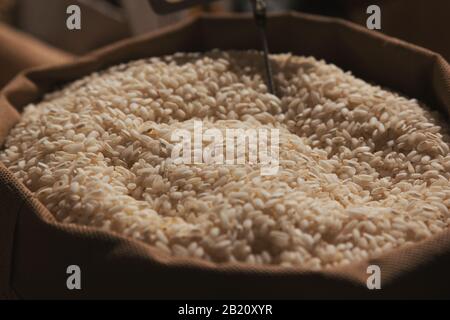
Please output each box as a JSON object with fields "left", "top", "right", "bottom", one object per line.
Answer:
{"left": 0, "top": 12, "right": 449, "bottom": 299}
{"left": 0, "top": 23, "right": 74, "bottom": 89}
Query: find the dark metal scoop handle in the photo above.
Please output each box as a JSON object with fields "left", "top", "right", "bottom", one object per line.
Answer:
{"left": 250, "top": 0, "right": 276, "bottom": 95}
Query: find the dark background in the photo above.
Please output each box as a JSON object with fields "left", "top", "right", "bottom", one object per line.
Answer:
{"left": 0, "top": 0, "right": 449, "bottom": 87}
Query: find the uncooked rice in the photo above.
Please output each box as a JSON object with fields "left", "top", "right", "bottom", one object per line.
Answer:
{"left": 1, "top": 50, "right": 450, "bottom": 269}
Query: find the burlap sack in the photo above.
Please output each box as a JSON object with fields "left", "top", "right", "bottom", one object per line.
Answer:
{"left": 1, "top": 12, "right": 449, "bottom": 299}
{"left": 0, "top": 23, "right": 73, "bottom": 89}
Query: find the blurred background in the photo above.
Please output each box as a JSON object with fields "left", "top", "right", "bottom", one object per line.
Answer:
{"left": 0, "top": 0, "right": 449, "bottom": 88}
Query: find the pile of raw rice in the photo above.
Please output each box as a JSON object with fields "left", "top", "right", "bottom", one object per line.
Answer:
{"left": 1, "top": 50, "right": 450, "bottom": 269}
